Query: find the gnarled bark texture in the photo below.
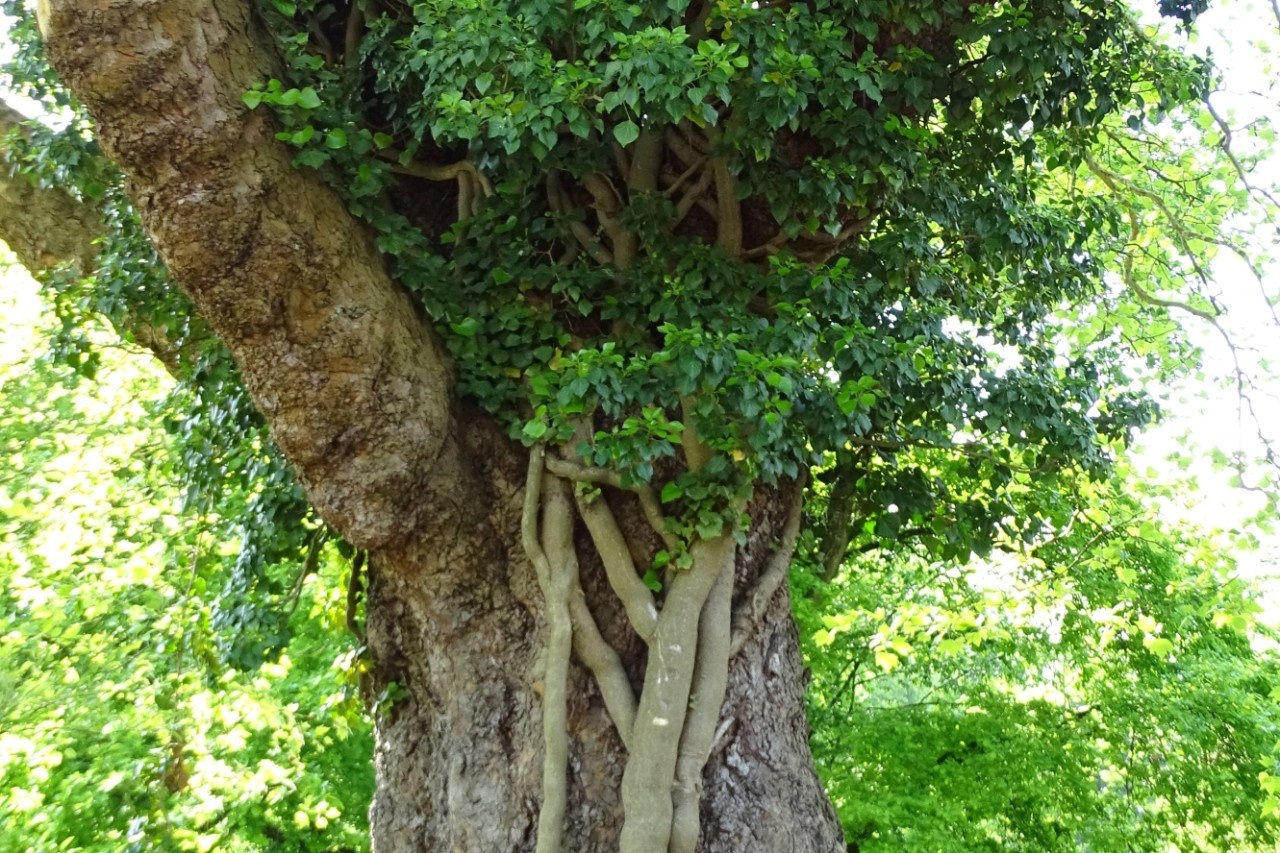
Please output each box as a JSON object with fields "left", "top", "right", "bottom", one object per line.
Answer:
{"left": 35, "top": 1, "right": 845, "bottom": 850}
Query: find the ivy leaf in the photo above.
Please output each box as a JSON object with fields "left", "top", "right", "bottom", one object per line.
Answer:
{"left": 450, "top": 318, "right": 479, "bottom": 337}
{"left": 613, "top": 120, "right": 641, "bottom": 147}
{"left": 296, "top": 87, "right": 322, "bottom": 110}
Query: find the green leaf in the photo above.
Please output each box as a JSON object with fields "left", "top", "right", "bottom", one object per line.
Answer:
{"left": 660, "top": 481, "right": 683, "bottom": 503}
{"left": 450, "top": 318, "right": 479, "bottom": 337}
{"left": 296, "top": 87, "right": 322, "bottom": 110}
{"left": 641, "top": 569, "right": 663, "bottom": 592}
{"left": 613, "top": 120, "right": 641, "bottom": 147}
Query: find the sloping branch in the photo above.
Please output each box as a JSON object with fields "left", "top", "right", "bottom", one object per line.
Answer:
{"left": 0, "top": 104, "right": 99, "bottom": 275}
{"left": 0, "top": 102, "right": 201, "bottom": 375}
{"left": 39, "top": 0, "right": 455, "bottom": 549}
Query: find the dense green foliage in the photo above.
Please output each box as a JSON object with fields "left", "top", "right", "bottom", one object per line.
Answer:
{"left": 246, "top": 0, "right": 1209, "bottom": 536}
{"left": 795, "top": 470, "right": 1280, "bottom": 851}
{"left": 0, "top": 281, "right": 374, "bottom": 852}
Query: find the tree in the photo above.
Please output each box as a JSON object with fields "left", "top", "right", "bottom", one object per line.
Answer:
{"left": 797, "top": 471, "right": 1280, "bottom": 851}
{"left": 1, "top": 0, "right": 1266, "bottom": 850}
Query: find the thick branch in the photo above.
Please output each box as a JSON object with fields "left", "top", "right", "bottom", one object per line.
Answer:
{"left": 39, "top": 0, "right": 454, "bottom": 549}
{"left": 546, "top": 171, "right": 614, "bottom": 265}
{"left": 522, "top": 449, "right": 574, "bottom": 853}
{"left": 618, "top": 533, "right": 736, "bottom": 853}
{"left": 712, "top": 157, "right": 743, "bottom": 259}
{"left": 574, "top": 488, "right": 659, "bottom": 641}
{"left": 670, "top": 548, "right": 734, "bottom": 853}
{"left": 0, "top": 104, "right": 99, "bottom": 275}
{"left": 582, "top": 172, "right": 637, "bottom": 268}
{"left": 627, "top": 127, "right": 662, "bottom": 194}
{"left": 567, "top": 580, "right": 638, "bottom": 747}
{"left": 0, "top": 102, "right": 201, "bottom": 374}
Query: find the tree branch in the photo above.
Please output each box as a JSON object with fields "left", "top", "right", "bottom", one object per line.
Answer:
{"left": 544, "top": 456, "right": 676, "bottom": 551}
{"left": 711, "top": 157, "right": 743, "bottom": 259}
{"left": 582, "top": 172, "right": 637, "bottom": 268}
{"left": 567, "top": 577, "right": 638, "bottom": 746}
{"left": 670, "top": 547, "right": 734, "bottom": 853}
{"left": 546, "top": 171, "right": 614, "bottom": 265}
{"left": 619, "top": 533, "right": 736, "bottom": 853}
{"left": 39, "top": 0, "right": 456, "bottom": 549}
{"left": 574, "top": 487, "right": 659, "bottom": 641}
{"left": 522, "top": 450, "right": 575, "bottom": 853}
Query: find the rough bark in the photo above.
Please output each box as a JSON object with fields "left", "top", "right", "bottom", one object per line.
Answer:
{"left": 39, "top": 0, "right": 452, "bottom": 549}
{"left": 36, "top": 2, "right": 846, "bottom": 850}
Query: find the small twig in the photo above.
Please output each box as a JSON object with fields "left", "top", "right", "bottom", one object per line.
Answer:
{"left": 283, "top": 528, "right": 325, "bottom": 618}
{"left": 1203, "top": 96, "right": 1280, "bottom": 215}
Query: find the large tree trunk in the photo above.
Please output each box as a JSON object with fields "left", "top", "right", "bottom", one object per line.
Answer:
{"left": 365, "top": 416, "right": 841, "bottom": 851}
{"left": 33, "top": 2, "right": 845, "bottom": 850}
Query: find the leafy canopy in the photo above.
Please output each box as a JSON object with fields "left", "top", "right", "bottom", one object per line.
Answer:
{"left": 241, "top": 0, "right": 1210, "bottom": 545}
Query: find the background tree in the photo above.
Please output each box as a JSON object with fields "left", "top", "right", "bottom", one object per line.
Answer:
{"left": 798, "top": 470, "right": 1280, "bottom": 851}
{"left": 0, "top": 279, "right": 374, "bottom": 851}
{"left": 2, "top": 0, "right": 1276, "bottom": 850}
